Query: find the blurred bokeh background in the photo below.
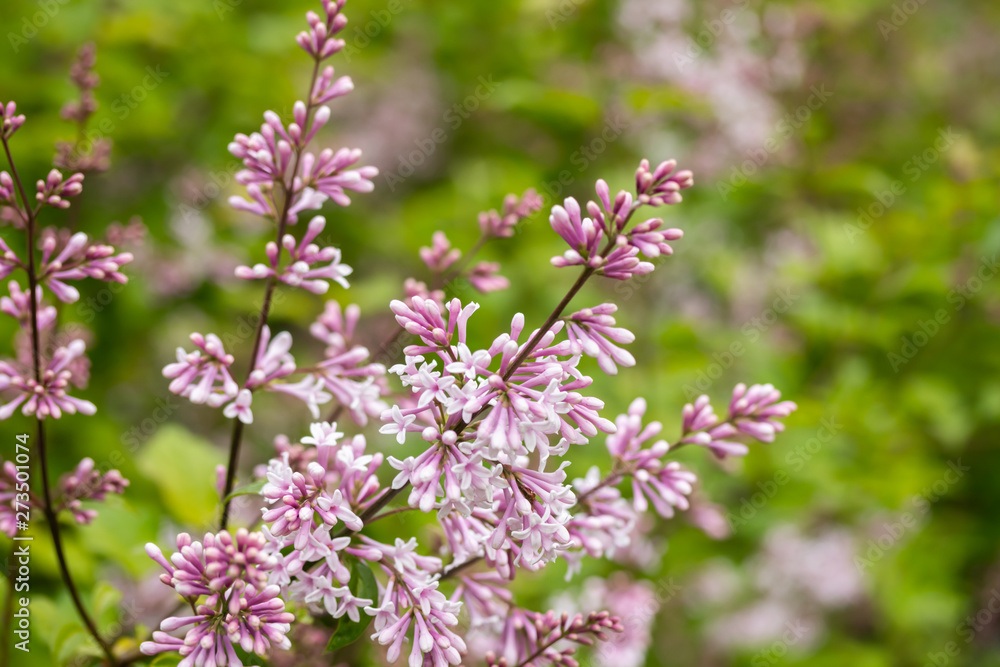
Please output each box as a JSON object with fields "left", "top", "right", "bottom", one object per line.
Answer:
{"left": 1, "top": 0, "right": 999, "bottom": 665}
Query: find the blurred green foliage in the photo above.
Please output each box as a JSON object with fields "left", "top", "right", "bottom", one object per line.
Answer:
{"left": 1, "top": 0, "right": 999, "bottom": 665}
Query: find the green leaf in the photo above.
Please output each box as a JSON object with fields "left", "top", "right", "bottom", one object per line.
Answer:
{"left": 135, "top": 424, "right": 225, "bottom": 526}
{"left": 223, "top": 479, "right": 266, "bottom": 503}
{"left": 325, "top": 559, "right": 378, "bottom": 653}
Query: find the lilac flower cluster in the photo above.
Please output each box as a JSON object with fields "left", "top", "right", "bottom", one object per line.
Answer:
{"left": 0, "top": 103, "right": 133, "bottom": 423}
{"left": 138, "top": 3, "right": 801, "bottom": 667}
{"left": 55, "top": 43, "right": 112, "bottom": 172}
{"left": 163, "top": 0, "right": 381, "bottom": 434}
{"left": 0, "top": 108, "right": 130, "bottom": 415}
{"left": 406, "top": 189, "right": 544, "bottom": 304}
{"left": 1, "top": 77, "right": 133, "bottom": 667}
{"left": 141, "top": 529, "right": 295, "bottom": 666}
{"left": 56, "top": 456, "right": 129, "bottom": 525}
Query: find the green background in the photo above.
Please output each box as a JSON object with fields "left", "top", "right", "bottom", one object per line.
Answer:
{"left": 1, "top": 0, "right": 999, "bottom": 665}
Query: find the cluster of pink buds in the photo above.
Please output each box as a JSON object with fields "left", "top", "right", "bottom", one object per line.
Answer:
{"left": 310, "top": 300, "right": 387, "bottom": 425}
{"left": 141, "top": 530, "right": 295, "bottom": 667}
{"left": 479, "top": 189, "right": 545, "bottom": 238}
{"left": 35, "top": 169, "right": 84, "bottom": 209}
{"left": 56, "top": 457, "right": 129, "bottom": 525}
{"left": 678, "top": 383, "right": 798, "bottom": 458}
{"left": 363, "top": 537, "right": 466, "bottom": 666}
{"left": 235, "top": 215, "right": 352, "bottom": 294}
{"left": 564, "top": 303, "right": 635, "bottom": 375}
{"left": 485, "top": 609, "right": 624, "bottom": 667}
{"left": 0, "top": 339, "right": 96, "bottom": 419}
{"left": 37, "top": 229, "right": 133, "bottom": 303}
{"left": 1, "top": 282, "right": 56, "bottom": 330}
{"left": 163, "top": 333, "right": 239, "bottom": 407}
{"left": 1, "top": 101, "right": 26, "bottom": 139}
{"left": 549, "top": 162, "right": 689, "bottom": 279}
{"left": 404, "top": 189, "right": 544, "bottom": 308}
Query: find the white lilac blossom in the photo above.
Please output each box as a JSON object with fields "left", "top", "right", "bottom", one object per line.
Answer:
{"left": 141, "top": 530, "right": 295, "bottom": 666}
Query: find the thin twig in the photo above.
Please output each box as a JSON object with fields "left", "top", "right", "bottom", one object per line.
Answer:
{"left": 2, "top": 135, "right": 119, "bottom": 665}
{"left": 220, "top": 59, "right": 322, "bottom": 529}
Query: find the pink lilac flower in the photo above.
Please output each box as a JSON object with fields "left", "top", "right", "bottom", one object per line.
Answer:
{"left": 363, "top": 537, "right": 466, "bottom": 667}
{"left": 142, "top": 530, "right": 294, "bottom": 667}
{"left": 162, "top": 332, "right": 238, "bottom": 407}
{"left": 0, "top": 339, "right": 96, "bottom": 419}
{"left": 311, "top": 301, "right": 387, "bottom": 426}
{"left": 310, "top": 65, "right": 354, "bottom": 105}
{"left": 467, "top": 261, "right": 509, "bottom": 293}
{"left": 549, "top": 161, "right": 692, "bottom": 280}
{"left": 0, "top": 237, "right": 22, "bottom": 280}
{"left": 296, "top": 0, "right": 348, "bottom": 60}
{"left": 604, "top": 398, "right": 697, "bottom": 517}
{"left": 478, "top": 189, "right": 544, "bottom": 238}
{"left": 56, "top": 457, "right": 128, "bottom": 524}
{"left": 36, "top": 230, "right": 133, "bottom": 303}
{"left": 1, "top": 101, "right": 26, "bottom": 139}
{"left": 261, "top": 436, "right": 364, "bottom": 549}
{"left": 235, "top": 215, "right": 353, "bottom": 294}
{"left": 565, "top": 303, "right": 635, "bottom": 375}
{"left": 420, "top": 231, "right": 462, "bottom": 273}
{"left": 485, "top": 608, "right": 623, "bottom": 667}
{"left": 223, "top": 389, "right": 254, "bottom": 424}
{"left": 634, "top": 158, "right": 693, "bottom": 207}
{"left": 565, "top": 467, "right": 637, "bottom": 577}
{"left": 35, "top": 169, "right": 84, "bottom": 209}
{"left": 1, "top": 282, "right": 56, "bottom": 331}
{"left": 573, "top": 575, "right": 658, "bottom": 667}
{"left": 678, "top": 383, "right": 797, "bottom": 458}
